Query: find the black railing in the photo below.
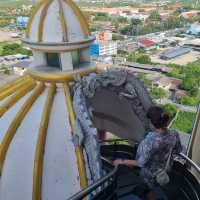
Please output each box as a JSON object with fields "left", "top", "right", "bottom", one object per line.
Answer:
{"left": 67, "top": 157, "right": 118, "bottom": 200}
{"left": 180, "top": 153, "right": 200, "bottom": 175}
{"left": 67, "top": 142, "right": 200, "bottom": 200}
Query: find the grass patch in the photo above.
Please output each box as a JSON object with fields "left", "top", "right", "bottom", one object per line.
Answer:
{"left": 0, "top": 42, "right": 6, "bottom": 55}
{"left": 171, "top": 111, "right": 196, "bottom": 133}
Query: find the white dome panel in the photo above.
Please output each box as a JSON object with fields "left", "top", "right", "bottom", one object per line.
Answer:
{"left": 0, "top": 88, "right": 48, "bottom": 200}
{"left": 43, "top": 0, "right": 63, "bottom": 43}
{"left": 29, "top": 4, "right": 45, "bottom": 42}
{"left": 0, "top": 91, "right": 34, "bottom": 144}
{"left": 63, "top": 2, "right": 85, "bottom": 42}
{"left": 42, "top": 88, "right": 80, "bottom": 200}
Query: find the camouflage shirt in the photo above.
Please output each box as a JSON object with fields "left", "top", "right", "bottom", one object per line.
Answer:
{"left": 136, "top": 129, "right": 182, "bottom": 188}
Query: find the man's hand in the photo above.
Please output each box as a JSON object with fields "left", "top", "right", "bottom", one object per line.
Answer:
{"left": 113, "top": 159, "right": 124, "bottom": 166}
{"left": 113, "top": 159, "right": 139, "bottom": 168}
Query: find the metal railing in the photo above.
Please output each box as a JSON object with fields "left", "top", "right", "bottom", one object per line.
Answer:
{"left": 67, "top": 158, "right": 118, "bottom": 200}
{"left": 180, "top": 153, "right": 200, "bottom": 174}
{"left": 67, "top": 147, "right": 200, "bottom": 200}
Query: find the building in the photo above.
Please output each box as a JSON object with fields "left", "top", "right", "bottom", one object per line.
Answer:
{"left": 181, "top": 11, "right": 199, "bottom": 18}
{"left": 160, "top": 47, "right": 191, "bottom": 60}
{"left": 152, "top": 76, "right": 185, "bottom": 101}
{"left": 187, "top": 23, "right": 200, "bottom": 35}
{"left": 138, "top": 38, "right": 156, "bottom": 51}
{"left": 90, "top": 41, "right": 117, "bottom": 56}
{"left": 153, "top": 76, "right": 182, "bottom": 91}
{"left": 90, "top": 31, "right": 117, "bottom": 57}
{"left": 16, "top": 16, "right": 29, "bottom": 28}
{"left": 174, "top": 89, "right": 187, "bottom": 101}
{"left": 96, "top": 31, "right": 113, "bottom": 42}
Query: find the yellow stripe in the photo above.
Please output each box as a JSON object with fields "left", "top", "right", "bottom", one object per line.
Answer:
{"left": 28, "top": 67, "right": 97, "bottom": 83}
{"left": 32, "top": 84, "right": 56, "bottom": 200}
{"left": 63, "top": 84, "right": 88, "bottom": 189}
{"left": 0, "top": 82, "right": 36, "bottom": 117}
{"left": 59, "top": 0, "right": 68, "bottom": 42}
{"left": 0, "top": 82, "right": 45, "bottom": 174}
{"left": 25, "top": 0, "right": 46, "bottom": 38}
{"left": 0, "top": 78, "right": 35, "bottom": 101}
{"left": 38, "top": 0, "right": 53, "bottom": 42}
{"left": 63, "top": 0, "right": 90, "bottom": 38}
{"left": 0, "top": 76, "right": 30, "bottom": 94}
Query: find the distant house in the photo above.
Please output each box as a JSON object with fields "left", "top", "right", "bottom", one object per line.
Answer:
{"left": 152, "top": 76, "right": 184, "bottom": 101}
{"left": 16, "top": 16, "right": 29, "bottom": 28}
{"left": 138, "top": 39, "right": 156, "bottom": 51}
{"left": 181, "top": 11, "right": 199, "bottom": 18}
{"left": 160, "top": 13, "right": 177, "bottom": 21}
{"left": 187, "top": 23, "right": 200, "bottom": 35}
{"left": 12, "top": 60, "right": 31, "bottom": 76}
{"left": 160, "top": 47, "right": 191, "bottom": 60}
{"left": 153, "top": 77, "right": 182, "bottom": 91}
{"left": 174, "top": 90, "right": 187, "bottom": 101}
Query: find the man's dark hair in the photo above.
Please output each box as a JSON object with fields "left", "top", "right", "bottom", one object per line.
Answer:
{"left": 147, "top": 106, "right": 170, "bottom": 129}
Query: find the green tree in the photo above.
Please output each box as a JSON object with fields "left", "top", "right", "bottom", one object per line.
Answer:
{"left": 120, "top": 25, "right": 132, "bottom": 35}
{"left": 1, "top": 43, "right": 20, "bottom": 56}
{"left": 127, "top": 52, "right": 137, "bottom": 62}
{"left": 131, "top": 18, "right": 142, "bottom": 26}
{"left": 136, "top": 54, "right": 151, "bottom": 64}
{"left": 171, "top": 111, "right": 195, "bottom": 133}
{"left": 162, "top": 104, "right": 177, "bottom": 119}
{"left": 117, "top": 16, "right": 128, "bottom": 24}
{"left": 117, "top": 49, "right": 127, "bottom": 56}
{"left": 150, "top": 87, "right": 167, "bottom": 100}
{"left": 94, "top": 12, "right": 110, "bottom": 21}
{"left": 188, "top": 88, "right": 199, "bottom": 97}
{"left": 149, "top": 10, "right": 161, "bottom": 21}
{"left": 1, "top": 43, "right": 32, "bottom": 56}
{"left": 181, "top": 76, "right": 198, "bottom": 91}
{"left": 112, "top": 34, "right": 125, "bottom": 41}
{"left": 138, "top": 73, "right": 150, "bottom": 86}
{"left": 180, "top": 96, "right": 197, "bottom": 106}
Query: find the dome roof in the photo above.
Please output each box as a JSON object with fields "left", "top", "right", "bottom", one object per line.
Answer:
{"left": 0, "top": 68, "right": 98, "bottom": 200}
{"left": 0, "top": 68, "right": 153, "bottom": 200}
{"left": 25, "top": 0, "right": 90, "bottom": 43}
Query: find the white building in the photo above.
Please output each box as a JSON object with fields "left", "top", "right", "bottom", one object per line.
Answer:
{"left": 98, "top": 41, "right": 117, "bottom": 56}
{"left": 90, "top": 31, "right": 117, "bottom": 56}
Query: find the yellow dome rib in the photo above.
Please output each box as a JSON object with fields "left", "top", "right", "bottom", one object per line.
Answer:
{"left": 33, "top": 83, "right": 56, "bottom": 200}
{"left": 63, "top": 0, "right": 90, "bottom": 38}
{"left": 63, "top": 84, "right": 88, "bottom": 189}
{"left": 0, "top": 82, "right": 45, "bottom": 174}
{"left": 38, "top": 0, "right": 54, "bottom": 42}
{"left": 0, "top": 76, "right": 29, "bottom": 94}
{"left": 59, "top": 0, "right": 69, "bottom": 42}
{"left": 0, "top": 81, "right": 36, "bottom": 117}
{"left": 25, "top": 0, "right": 46, "bottom": 38}
{"left": 0, "top": 77, "right": 35, "bottom": 101}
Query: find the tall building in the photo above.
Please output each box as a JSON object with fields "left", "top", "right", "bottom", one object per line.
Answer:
{"left": 90, "top": 41, "right": 117, "bottom": 56}
{"left": 90, "top": 31, "right": 117, "bottom": 57}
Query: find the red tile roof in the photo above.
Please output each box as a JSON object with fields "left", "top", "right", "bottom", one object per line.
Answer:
{"left": 186, "top": 12, "right": 198, "bottom": 17}
{"left": 153, "top": 77, "right": 182, "bottom": 90}
{"left": 175, "top": 90, "right": 187, "bottom": 99}
{"left": 139, "top": 39, "right": 155, "bottom": 47}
